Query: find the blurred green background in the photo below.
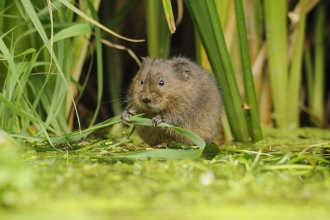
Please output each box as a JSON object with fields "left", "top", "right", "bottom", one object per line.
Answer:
{"left": 0, "top": 0, "right": 329, "bottom": 141}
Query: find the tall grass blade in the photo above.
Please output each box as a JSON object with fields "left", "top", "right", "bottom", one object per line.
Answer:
{"left": 185, "top": 0, "right": 250, "bottom": 142}
{"left": 162, "top": 0, "right": 176, "bottom": 33}
{"left": 21, "top": 0, "right": 82, "bottom": 133}
{"left": 234, "top": 0, "right": 262, "bottom": 142}
{"left": 67, "top": 0, "right": 100, "bottom": 119}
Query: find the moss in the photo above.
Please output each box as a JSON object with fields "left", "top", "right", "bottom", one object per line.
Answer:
{"left": 1, "top": 128, "right": 330, "bottom": 218}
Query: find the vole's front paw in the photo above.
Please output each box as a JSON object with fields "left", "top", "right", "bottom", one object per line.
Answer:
{"left": 121, "top": 109, "right": 134, "bottom": 124}
{"left": 151, "top": 115, "right": 163, "bottom": 126}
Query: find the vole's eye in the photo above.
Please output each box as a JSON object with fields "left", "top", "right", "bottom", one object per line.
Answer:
{"left": 158, "top": 80, "right": 165, "bottom": 86}
{"left": 140, "top": 79, "right": 144, "bottom": 85}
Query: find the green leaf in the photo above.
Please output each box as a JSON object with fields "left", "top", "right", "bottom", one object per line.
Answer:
{"left": 111, "top": 148, "right": 203, "bottom": 160}
{"left": 13, "top": 114, "right": 206, "bottom": 159}
{"left": 162, "top": 0, "right": 176, "bottom": 33}
{"left": 128, "top": 117, "right": 206, "bottom": 149}
{"left": 53, "top": 23, "right": 92, "bottom": 42}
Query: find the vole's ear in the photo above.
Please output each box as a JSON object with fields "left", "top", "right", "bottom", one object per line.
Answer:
{"left": 173, "top": 60, "right": 190, "bottom": 80}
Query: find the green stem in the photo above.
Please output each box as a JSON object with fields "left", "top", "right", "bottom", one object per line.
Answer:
{"left": 87, "top": 0, "right": 103, "bottom": 126}
{"left": 312, "top": 2, "right": 325, "bottom": 121}
{"left": 304, "top": 44, "right": 313, "bottom": 110}
{"left": 146, "top": 0, "right": 171, "bottom": 58}
{"left": 214, "top": 0, "right": 230, "bottom": 27}
{"left": 287, "top": 0, "right": 307, "bottom": 128}
{"left": 0, "top": 0, "right": 6, "bottom": 32}
{"left": 263, "top": 0, "right": 288, "bottom": 128}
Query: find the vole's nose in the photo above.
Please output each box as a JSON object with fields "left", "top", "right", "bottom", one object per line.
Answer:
{"left": 142, "top": 98, "right": 151, "bottom": 104}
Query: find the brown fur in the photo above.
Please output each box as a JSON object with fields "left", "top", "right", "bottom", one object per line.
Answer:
{"left": 122, "top": 57, "right": 222, "bottom": 146}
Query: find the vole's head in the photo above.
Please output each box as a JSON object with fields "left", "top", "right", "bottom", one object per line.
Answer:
{"left": 131, "top": 57, "right": 192, "bottom": 112}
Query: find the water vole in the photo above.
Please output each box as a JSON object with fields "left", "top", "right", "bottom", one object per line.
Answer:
{"left": 121, "top": 57, "right": 222, "bottom": 146}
